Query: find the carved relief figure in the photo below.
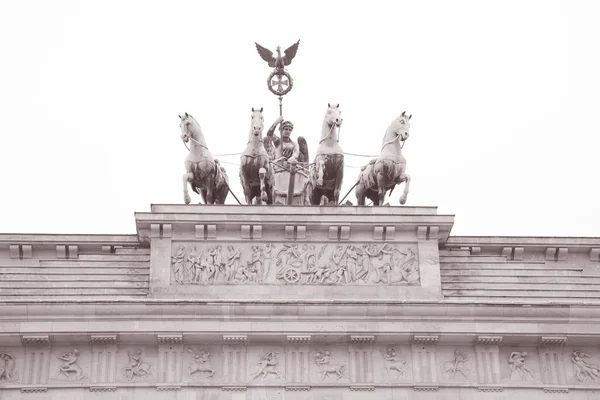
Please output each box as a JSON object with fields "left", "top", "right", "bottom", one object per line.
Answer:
{"left": 54, "top": 349, "right": 86, "bottom": 380}
{"left": 225, "top": 245, "right": 241, "bottom": 282}
{"left": 261, "top": 243, "right": 275, "bottom": 282}
{"left": 251, "top": 352, "right": 284, "bottom": 380}
{"left": 444, "top": 349, "right": 469, "bottom": 380}
{"left": 380, "top": 347, "right": 406, "bottom": 379}
{"left": 187, "top": 246, "right": 200, "bottom": 283}
{"left": 171, "top": 245, "right": 186, "bottom": 283}
{"left": 187, "top": 349, "right": 214, "bottom": 379}
{"left": 509, "top": 352, "right": 534, "bottom": 380}
{"left": 0, "top": 352, "right": 18, "bottom": 382}
{"left": 275, "top": 243, "right": 419, "bottom": 286}
{"left": 123, "top": 349, "right": 152, "bottom": 381}
{"left": 572, "top": 351, "right": 600, "bottom": 382}
{"left": 315, "top": 351, "right": 345, "bottom": 381}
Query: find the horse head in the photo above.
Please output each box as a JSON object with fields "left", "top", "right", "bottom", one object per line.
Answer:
{"left": 384, "top": 111, "right": 412, "bottom": 147}
{"left": 325, "top": 103, "right": 343, "bottom": 128}
{"left": 179, "top": 112, "right": 194, "bottom": 143}
{"left": 249, "top": 107, "right": 265, "bottom": 141}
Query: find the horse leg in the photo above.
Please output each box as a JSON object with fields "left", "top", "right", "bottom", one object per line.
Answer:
{"left": 239, "top": 171, "right": 252, "bottom": 205}
{"left": 333, "top": 159, "right": 343, "bottom": 203}
{"left": 320, "top": 194, "right": 328, "bottom": 206}
{"left": 376, "top": 171, "right": 386, "bottom": 205}
{"left": 205, "top": 176, "right": 215, "bottom": 205}
{"left": 316, "top": 159, "right": 325, "bottom": 186}
{"left": 355, "top": 183, "right": 366, "bottom": 206}
{"left": 183, "top": 172, "right": 193, "bottom": 204}
{"left": 259, "top": 167, "right": 267, "bottom": 203}
{"left": 399, "top": 173, "right": 411, "bottom": 205}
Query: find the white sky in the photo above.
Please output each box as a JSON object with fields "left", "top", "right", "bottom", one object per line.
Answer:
{"left": 0, "top": 0, "right": 598, "bottom": 237}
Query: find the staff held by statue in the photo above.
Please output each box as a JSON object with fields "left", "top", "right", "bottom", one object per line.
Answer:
{"left": 255, "top": 40, "right": 301, "bottom": 204}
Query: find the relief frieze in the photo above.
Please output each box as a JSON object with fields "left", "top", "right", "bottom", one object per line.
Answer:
{"left": 171, "top": 242, "right": 419, "bottom": 285}
{"left": 0, "top": 352, "right": 18, "bottom": 382}
{"left": 187, "top": 348, "right": 214, "bottom": 379}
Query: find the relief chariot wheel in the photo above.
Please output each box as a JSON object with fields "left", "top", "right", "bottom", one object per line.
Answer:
{"left": 283, "top": 266, "right": 300, "bottom": 283}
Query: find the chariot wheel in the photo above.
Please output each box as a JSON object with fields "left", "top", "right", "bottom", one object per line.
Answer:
{"left": 283, "top": 266, "right": 300, "bottom": 283}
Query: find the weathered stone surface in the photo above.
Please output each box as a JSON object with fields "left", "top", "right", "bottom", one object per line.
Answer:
{"left": 0, "top": 204, "right": 599, "bottom": 398}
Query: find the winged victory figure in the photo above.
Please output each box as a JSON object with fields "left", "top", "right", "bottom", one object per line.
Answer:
{"left": 255, "top": 40, "right": 300, "bottom": 73}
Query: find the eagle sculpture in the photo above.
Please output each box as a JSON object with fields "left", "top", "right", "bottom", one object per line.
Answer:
{"left": 255, "top": 40, "right": 300, "bottom": 72}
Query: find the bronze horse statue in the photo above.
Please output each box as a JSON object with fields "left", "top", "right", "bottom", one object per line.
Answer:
{"left": 308, "top": 103, "right": 344, "bottom": 205}
{"left": 355, "top": 112, "right": 412, "bottom": 205}
{"left": 180, "top": 112, "right": 229, "bottom": 204}
{"left": 239, "top": 107, "right": 274, "bottom": 204}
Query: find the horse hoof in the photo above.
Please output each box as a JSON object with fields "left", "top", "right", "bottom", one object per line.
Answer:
{"left": 399, "top": 195, "right": 407, "bottom": 205}
{"left": 184, "top": 195, "right": 191, "bottom": 204}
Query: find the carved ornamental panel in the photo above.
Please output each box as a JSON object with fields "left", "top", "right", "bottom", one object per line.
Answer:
{"left": 170, "top": 243, "right": 420, "bottom": 286}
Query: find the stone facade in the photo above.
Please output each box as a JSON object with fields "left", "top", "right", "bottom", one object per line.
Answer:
{"left": 0, "top": 205, "right": 599, "bottom": 399}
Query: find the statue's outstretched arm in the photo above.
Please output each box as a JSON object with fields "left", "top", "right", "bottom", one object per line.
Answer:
{"left": 266, "top": 116, "right": 284, "bottom": 139}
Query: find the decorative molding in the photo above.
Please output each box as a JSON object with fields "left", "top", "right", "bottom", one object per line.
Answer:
{"left": 287, "top": 335, "right": 311, "bottom": 343}
{"left": 222, "top": 386, "right": 247, "bottom": 391}
{"left": 470, "top": 246, "right": 481, "bottom": 255}
{"left": 89, "top": 386, "right": 117, "bottom": 392}
{"left": 157, "top": 334, "right": 183, "bottom": 344}
{"left": 90, "top": 335, "right": 117, "bottom": 344}
{"left": 476, "top": 336, "right": 503, "bottom": 345}
{"left": 350, "top": 335, "right": 375, "bottom": 344}
{"left": 350, "top": 385, "right": 375, "bottom": 391}
{"left": 285, "top": 386, "right": 311, "bottom": 391}
{"left": 20, "top": 387, "right": 48, "bottom": 393}
{"left": 478, "top": 387, "right": 504, "bottom": 392}
{"left": 414, "top": 386, "right": 439, "bottom": 391}
{"left": 222, "top": 334, "right": 247, "bottom": 343}
{"left": 513, "top": 247, "right": 524, "bottom": 260}
{"left": 412, "top": 335, "right": 439, "bottom": 344}
{"left": 540, "top": 336, "right": 567, "bottom": 346}
{"left": 21, "top": 335, "right": 50, "bottom": 346}
{"left": 157, "top": 386, "right": 182, "bottom": 391}
{"left": 590, "top": 248, "right": 600, "bottom": 262}
{"left": 543, "top": 387, "right": 569, "bottom": 393}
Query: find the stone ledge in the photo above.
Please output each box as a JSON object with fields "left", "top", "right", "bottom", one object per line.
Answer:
{"left": 21, "top": 387, "right": 48, "bottom": 393}
{"left": 350, "top": 385, "right": 375, "bottom": 391}
{"left": 21, "top": 335, "right": 50, "bottom": 346}
{"left": 157, "top": 386, "right": 181, "bottom": 391}
{"left": 540, "top": 336, "right": 567, "bottom": 346}
{"left": 89, "top": 386, "right": 117, "bottom": 392}
{"left": 414, "top": 385, "right": 439, "bottom": 391}
{"left": 91, "top": 334, "right": 117, "bottom": 344}
{"left": 285, "top": 386, "right": 311, "bottom": 391}
{"left": 223, "top": 334, "right": 247, "bottom": 343}
{"left": 287, "top": 335, "right": 311, "bottom": 343}
{"left": 543, "top": 387, "right": 569, "bottom": 393}
{"left": 478, "top": 386, "right": 503, "bottom": 392}
{"left": 350, "top": 335, "right": 375, "bottom": 344}
{"left": 476, "top": 336, "right": 503, "bottom": 345}
{"left": 157, "top": 334, "right": 183, "bottom": 344}
{"left": 413, "top": 335, "right": 439, "bottom": 344}
{"left": 222, "top": 386, "right": 247, "bottom": 391}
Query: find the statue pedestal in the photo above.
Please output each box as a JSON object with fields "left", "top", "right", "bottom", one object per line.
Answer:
{"left": 134, "top": 205, "right": 454, "bottom": 301}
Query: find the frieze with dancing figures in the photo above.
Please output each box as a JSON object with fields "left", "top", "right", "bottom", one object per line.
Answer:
{"left": 170, "top": 243, "right": 419, "bottom": 285}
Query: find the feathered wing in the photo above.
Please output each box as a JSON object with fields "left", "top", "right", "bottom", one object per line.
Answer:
{"left": 283, "top": 40, "right": 300, "bottom": 66}
{"left": 255, "top": 42, "right": 276, "bottom": 67}
{"left": 297, "top": 136, "right": 309, "bottom": 163}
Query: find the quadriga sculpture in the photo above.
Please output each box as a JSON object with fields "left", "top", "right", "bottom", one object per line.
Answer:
{"left": 239, "top": 107, "right": 274, "bottom": 204}
{"left": 179, "top": 112, "right": 229, "bottom": 204}
{"left": 355, "top": 112, "right": 412, "bottom": 205}
{"left": 308, "top": 103, "right": 344, "bottom": 205}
